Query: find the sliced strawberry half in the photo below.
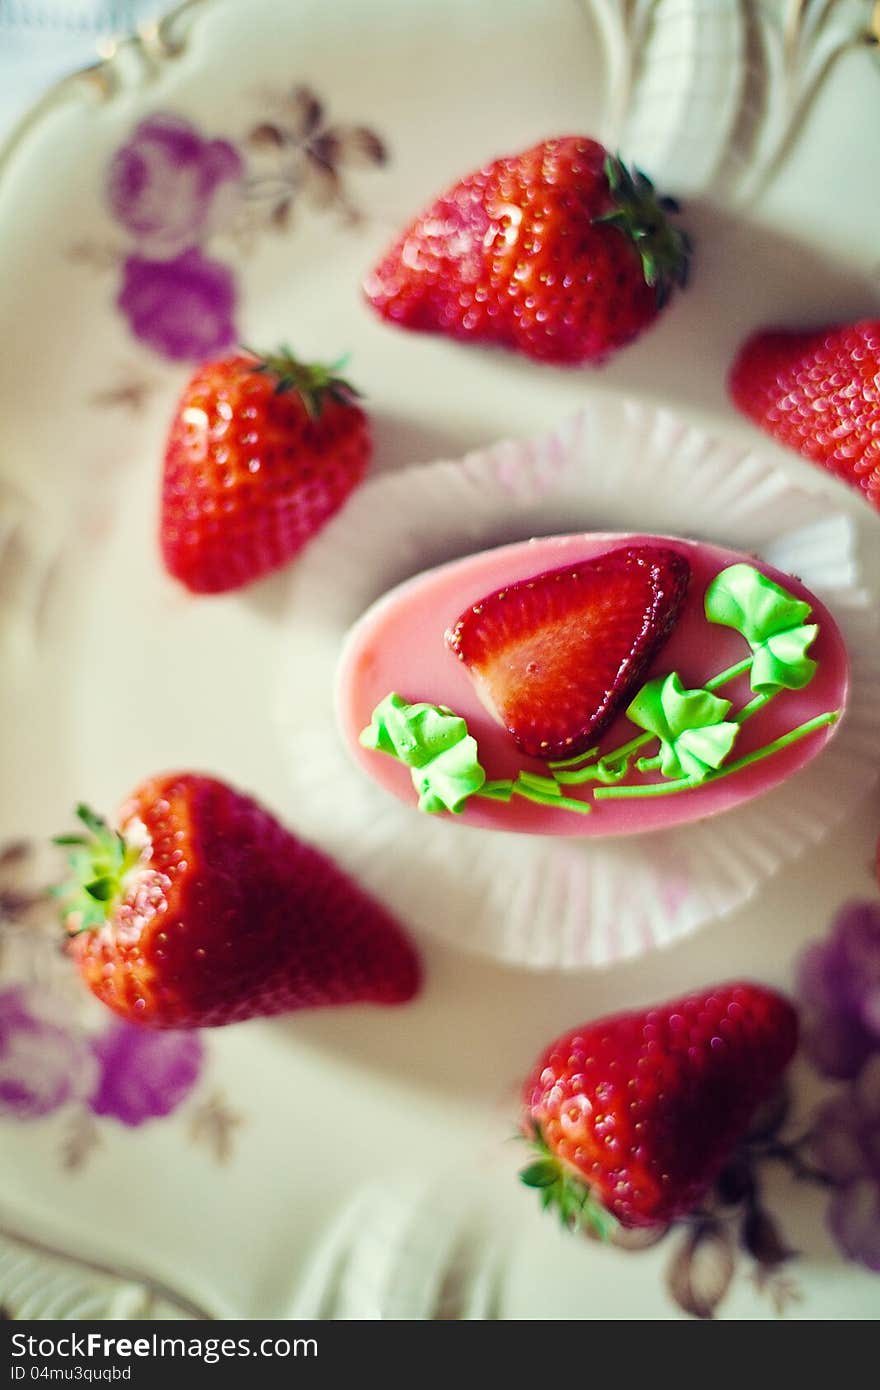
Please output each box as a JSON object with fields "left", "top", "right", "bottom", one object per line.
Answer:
{"left": 445, "top": 546, "right": 690, "bottom": 759}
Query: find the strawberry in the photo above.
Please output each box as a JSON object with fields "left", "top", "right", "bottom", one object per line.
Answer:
{"left": 364, "top": 136, "right": 691, "bottom": 365}
{"left": 55, "top": 774, "right": 420, "bottom": 1028}
{"left": 445, "top": 546, "right": 690, "bottom": 759}
{"left": 161, "top": 347, "right": 370, "bottom": 593}
{"left": 729, "top": 320, "right": 880, "bottom": 513}
{"left": 521, "top": 983, "right": 798, "bottom": 1231}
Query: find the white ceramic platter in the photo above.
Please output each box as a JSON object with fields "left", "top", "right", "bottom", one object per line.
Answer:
{"left": 1, "top": 0, "right": 879, "bottom": 1321}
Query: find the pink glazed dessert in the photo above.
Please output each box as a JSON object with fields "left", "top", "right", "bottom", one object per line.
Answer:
{"left": 336, "top": 533, "right": 848, "bottom": 837}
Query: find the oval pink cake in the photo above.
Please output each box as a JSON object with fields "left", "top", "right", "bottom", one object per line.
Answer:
{"left": 335, "top": 533, "right": 849, "bottom": 837}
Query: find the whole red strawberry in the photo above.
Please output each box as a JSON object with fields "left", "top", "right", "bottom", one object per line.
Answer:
{"left": 729, "top": 320, "right": 880, "bottom": 513}
{"left": 55, "top": 774, "right": 420, "bottom": 1028}
{"left": 364, "top": 136, "right": 691, "bottom": 365}
{"left": 161, "top": 348, "right": 370, "bottom": 593}
{"left": 521, "top": 983, "right": 797, "bottom": 1231}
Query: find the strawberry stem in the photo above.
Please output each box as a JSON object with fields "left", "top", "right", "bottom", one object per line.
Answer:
{"left": 593, "top": 154, "right": 692, "bottom": 308}
{"left": 520, "top": 1127, "right": 619, "bottom": 1240}
{"left": 53, "top": 805, "right": 143, "bottom": 935}
{"left": 241, "top": 344, "right": 361, "bottom": 419}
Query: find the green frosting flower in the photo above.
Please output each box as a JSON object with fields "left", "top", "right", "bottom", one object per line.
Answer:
{"left": 626, "top": 673, "right": 739, "bottom": 783}
{"left": 705, "top": 564, "right": 818, "bottom": 692}
{"left": 359, "top": 693, "right": 486, "bottom": 813}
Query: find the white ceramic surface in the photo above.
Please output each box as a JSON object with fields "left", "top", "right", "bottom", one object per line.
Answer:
{"left": 1, "top": 0, "right": 879, "bottom": 1322}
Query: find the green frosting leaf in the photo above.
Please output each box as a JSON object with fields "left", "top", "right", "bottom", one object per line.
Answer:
{"left": 360, "top": 692, "right": 485, "bottom": 813}
{"left": 704, "top": 564, "right": 818, "bottom": 692}
{"left": 410, "top": 738, "right": 486, "bottom": 813}
{"left": 359, "top": 692, "right": 468, "bottom": 766}
{"left": 626, "top": 672, "right": 739, "bottom": 783}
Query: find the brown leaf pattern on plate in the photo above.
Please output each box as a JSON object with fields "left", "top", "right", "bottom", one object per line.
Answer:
{"left": 190, "top": 1090, "right": 243, "bottom": 1163}
{"left": 714, "top": 1155, "right": 756, "bottom": 1208}
{"left": 666, "top": 1220, "right": 735, "bottom": 1319}
{"left": 60, "top": 1111, "right": 101, "bottom": 1173}
{"left": 745, "top": 1081, "right": 792, "bottom": 1141}
{"left": 247, "top": 122, "right": 287, "bottom": 149}
{"left": 750, "top": 1266, "right": 804, "bottom": 1317}
{"left": 741, "top": 1204, "right": 795, "bottom": 1269}
{"left": 90, "top": 377, "right": 160, "bottom": 414}
{"left": 0, "top": 843, "right": 30, "bottom": 871}
{"left": 270, "top": 198, "right": 292, "bottom": 230}
{"left": 66, "top": 240, "right": 124, "bottom": 272}
{"left": 608, "top": 1222, "right": 670, "bottom": 1252}
{"left": 0, "top": 839, "right": 56, "bottom": 973}
{"left": 241, "top": 83, "right": 387, "bottom": 234}
{"left": 0, "top": 841, "right": 46, "bottom": 931}
{"left": 288, "top": 85, "right": 324, "bottom": 138}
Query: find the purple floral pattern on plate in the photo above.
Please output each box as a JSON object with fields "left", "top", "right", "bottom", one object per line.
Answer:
{"left": 797, "top": 900, "right": 880, "bottom": 1080}
{"left": 117, "top": 249, "right": 237, "bottom": 361}
{"left": 107, "top": 114, "right": 244, "bottom": 259}
{"left": 81, "top": 88, "right": 387, "bottom": 364}
{"left": 0, "top": 987, "right": 95, "bottom": 1120}
{"left": 89, "top": 1021, "right": 204, "bottom": 1128}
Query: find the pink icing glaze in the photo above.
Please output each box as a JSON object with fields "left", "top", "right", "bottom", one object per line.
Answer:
{"left": 335, "top": 533, "right": 849, "bottom": 837}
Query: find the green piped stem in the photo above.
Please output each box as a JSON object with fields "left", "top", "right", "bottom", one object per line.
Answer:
{"left": 517, "top": 771, "right": 563, "bottom": 797}
{"left": 511, "top": 782, "right": 593, "bottom": 814}
{"left": 593, "top": 710, "right": 839, "bottom": 800}
{"left": 553, "top": 733, "right": 647, "bottom": 784}
{"left": 548, "top": 745, "right": 599, "bottom": 770}
{"left": 476, "top": 772, "right": 592, "bottom": 813}
{"left": 552, "top": 655, "right": 761, "bottom": 786}
{"left": 734, "top": 692, "right": 773, "bottom": 724}
{"left": 636, "top": 754, "right": 663, "bottom": 773}
{"left": 704, "top": 656, "right": 754, "bottom": 691}
{"left": 477, "top": 780, "right": 515, "bottom": 802}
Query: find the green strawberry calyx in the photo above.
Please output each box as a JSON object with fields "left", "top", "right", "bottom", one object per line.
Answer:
{"left": 594, "top": 154, "right": 692, "bottom": 308}
{"left": 242, "top": 344, "right": 362, "bottom": 419}
{"left": 52, "top": 804, "right": 144, "bottom": 935}
{"left": 520, "top": 1126, "right": 619, "bottom": 1242}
